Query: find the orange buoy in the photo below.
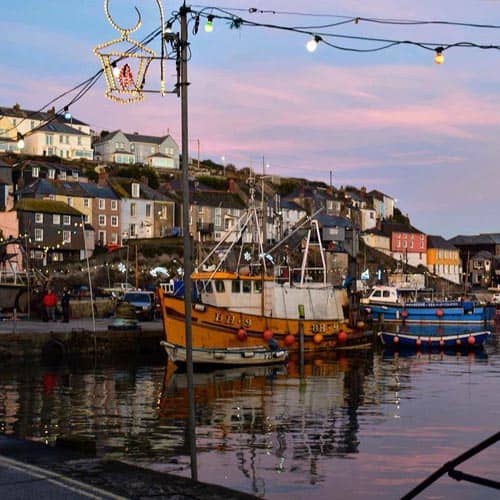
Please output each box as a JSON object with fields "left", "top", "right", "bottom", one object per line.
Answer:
{"left": 393, "top": 335, "right": 399, "bottom": 344}
{"left": 467, "top": 335, "right": 476, "bottom": 345}
{"left": 263, "top": 329, "right": 273, "bottom": 341}
{"left": 237, "top": 328, "right": 247, "bottom": 341}
{"left": 313, "top": 333, "right": 323, "bottom": 344}
{"left": 401, "top": 310, "right": 408, "bottom": 318}
{"left": 284, "top": 334, "right": 295, "bottom": 346}
{"left": 338, "top": 330, "right": 348, "bottom": 343}
{"left": 436, "top": 309, "right": 444, "bottom": 317}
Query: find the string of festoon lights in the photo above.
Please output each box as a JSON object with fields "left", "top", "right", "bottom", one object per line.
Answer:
{"left": 10, "top": 5, "right": 500, "bottom": 123}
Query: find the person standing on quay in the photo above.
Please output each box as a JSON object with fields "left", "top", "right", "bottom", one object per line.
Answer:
{"left": 42, "top": 288, "right": 58, "bottom": 322}
{"left": 61, "top": 287, "right": 71, "bottom": 323}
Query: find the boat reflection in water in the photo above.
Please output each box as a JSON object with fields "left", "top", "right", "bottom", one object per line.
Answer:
{"left": 159, "top": 350, "right": 372, "bottom": 496}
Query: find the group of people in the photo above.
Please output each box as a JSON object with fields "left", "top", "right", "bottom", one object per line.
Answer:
{"left": 42, "top": 287, "right": 71, "bottom": 322}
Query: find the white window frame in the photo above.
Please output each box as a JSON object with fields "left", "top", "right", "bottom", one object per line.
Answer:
{"left": 63, "top": 215, "right": 71, "bottom": 225}
{"left": 35, "top": 212, "right": 43, "bottom": 223}
{"left": 111, "top": 215, "right": 118, "bottom": 227}
{"left": 32, "top": 166, "right": 39, "bottom": 178}
{"left": 111, "top": 200, "right": 117, "bottom": 210}
{"left": 48, "top": 168, "right": 55, "bottom": 179}
{"left": 35, "top": 228, "right": 43, "bottom": 241}
{"left": 83, "top": 198, "right": 89, "bottom": 208}
{"left": 98, "top": 199, "right": 105, "bottom": 210}
{"left": 131, "top": 183, "right": 140, "bottom": 198}
{"left": 62, "top": 230, "right": 71, "bottom": 243}
{"left": 98, "top": 215, "right": 106, "bottom": 226}
{"left": 52, "top": 214, "right": 60, "bottom": 225}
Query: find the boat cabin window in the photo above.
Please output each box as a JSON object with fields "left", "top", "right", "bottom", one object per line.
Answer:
{"left": 232, "top": 280, "right": 241, "bottom": 293}
{"left": 383, "top": 290, "right": 391, "bottom": 298}
{"left": 242, "top": 280, "right": 251, "bottom": 293}
{"left": 372, "top": 290, "right": 382, "bottom": 298}
{"left": 215, "top": 280, "right": 225, "bottom": 293}
{"left": 254, "top": 281, "right": 262, "bottom": 293}
{"left": 201, "top": 281, "right": 213, "bottom": 293}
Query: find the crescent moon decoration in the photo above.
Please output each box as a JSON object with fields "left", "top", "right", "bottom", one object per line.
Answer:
{"left": 93, "top": 0, "right": 166, "bottom": 103}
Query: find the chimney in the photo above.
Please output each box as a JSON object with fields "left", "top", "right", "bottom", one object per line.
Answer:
{"left": 13, "top": 103, "right": 21, "bottom": 112}
{"left": 97, "top": 170, "right": 109, "bottom": 186}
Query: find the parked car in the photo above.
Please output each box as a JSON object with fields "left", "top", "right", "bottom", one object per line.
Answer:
{"left": 99, "top": 282, "right": 135, "bottom": 298}
{"left": 122, "top": 291, "right": 156, "bottom": 321}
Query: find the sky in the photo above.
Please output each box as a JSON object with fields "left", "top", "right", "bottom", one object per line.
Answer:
{"left": 1, "top": 1, "right": 500, "bottom": 238}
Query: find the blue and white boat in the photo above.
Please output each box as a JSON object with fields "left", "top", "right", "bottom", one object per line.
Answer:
{"left": 360, "top": 285, "right": 495, "bottom": 325}
{"left": 378, "top": 324, "right": 492, "bottom": 349}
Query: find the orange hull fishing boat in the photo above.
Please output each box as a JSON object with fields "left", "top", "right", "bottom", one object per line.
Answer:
{"left": 159, "top": 178, "right": 372, "bottom": 354}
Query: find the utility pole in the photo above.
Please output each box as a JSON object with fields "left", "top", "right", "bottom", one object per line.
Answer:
{"left": 261, "top": 156, "right": 267, "bottom": 248}
{"left": 179, "top": 4, "right": 197, "bottom": 481}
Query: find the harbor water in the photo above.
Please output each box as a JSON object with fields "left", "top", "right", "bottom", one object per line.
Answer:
{"left": 0, "top": 330, "right": 499, "bottom": 499}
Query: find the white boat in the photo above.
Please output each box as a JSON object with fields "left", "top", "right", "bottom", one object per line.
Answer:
{"left": 160, "top": 340, "right": 288, "bottom": 366}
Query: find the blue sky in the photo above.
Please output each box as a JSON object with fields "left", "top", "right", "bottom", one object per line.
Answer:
{"left": 1, "top": 1, "right": 500, "bottom": 238}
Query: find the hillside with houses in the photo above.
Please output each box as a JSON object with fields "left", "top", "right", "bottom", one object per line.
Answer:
{"left": 1, "top": 103, "right": 500, "bottom": 296}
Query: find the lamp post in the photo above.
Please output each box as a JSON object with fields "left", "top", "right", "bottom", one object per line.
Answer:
{"left": 261, "top": 157, "right": 270, "bottom": 247}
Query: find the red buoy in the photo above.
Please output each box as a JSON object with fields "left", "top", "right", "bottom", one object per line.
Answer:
{"left": 416, "top": 337, "right": 422, "bottom": 346}
{"left": 401, "top": 310, "right": 408, "bottom": 318}
{"left": 338, "top": 330, "right": 348, "bottom": 343}
{"left": 313, "top": 333, "right": 323, "bottom": 344}
{"left": 393, "top": 335, "right": 399, "bottom": 344}
{"left": 284, "top": 334, "right": 295, "bottom": 346}
{"left": 237, "top": 328, "right": 247, "bottom": 341}
{"left": 467, "top": 335, "right": 476, "bottom": 345}
{"left": 436, "top": 309, "right": 444, "bottom": 317}
{"left": 263, "top": 329, "right": 273, "bottom": 341}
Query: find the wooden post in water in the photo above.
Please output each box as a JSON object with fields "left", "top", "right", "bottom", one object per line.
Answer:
{"left": 298, "top": 304, "right": 305, "bottom": 374}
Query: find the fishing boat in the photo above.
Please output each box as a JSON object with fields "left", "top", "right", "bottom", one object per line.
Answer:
{"left": 158, "top": 177, "right": 372, "bottom": 353}
{"left": 378, "top": 323, "right": 491, "bottom": 349}
{"left": 160, "top": 340, "right": 288, "bottom": 367}
{"left": 360, "top": 285, "right": 495, "bottom": 325}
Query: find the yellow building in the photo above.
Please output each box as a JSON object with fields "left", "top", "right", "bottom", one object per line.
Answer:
{"left": 426, "top": 235, "right": 462, "bottom": 284}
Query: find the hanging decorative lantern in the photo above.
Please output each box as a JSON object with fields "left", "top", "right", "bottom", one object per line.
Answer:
{"left": 93, "top": 0, "right": 166, "bottom": 103}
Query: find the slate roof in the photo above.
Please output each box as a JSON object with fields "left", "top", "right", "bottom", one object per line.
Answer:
{"left": 95, "top": 130, "right": 171, "bottom": 145}
{"left": 0, "top": 106, "right": 88, "bottom": 126}
{"left": 313, "top": 213, "right": 352, "bottom": 229}
{"left": 79, "top": 182, "right": 119, "bottom": 199}
{"left": 448, "top": 234, "right": 494, "bottom": 246}
{"left": 14, "top": 198, "right": 84, "bottom": 216}
{"left": 35, "top": 122, "right": 90, "bottom": 136}
{"left": 281, "top": 199, "right": 305, "bottom": 211}
{"left": 381, "top": 222, "right": 424, "bottom": 236}
{"left": 190, "top": 191, "right": 246, "bottom": 210}
{"left": 427, "top": 235, "right": 458, "bottom": 250}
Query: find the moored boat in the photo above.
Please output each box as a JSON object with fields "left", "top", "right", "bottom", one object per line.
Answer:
{"left": 158, "top": 179, "right": 372, "bottom": 353}
{"left": 161, "top": 340, "right": 288, "bottom": 366}
{"left": 361, "top": 285, "right": 495, "bottom": 325}
{"left": 378, "top": 324, "right": 491, "bottom": 349}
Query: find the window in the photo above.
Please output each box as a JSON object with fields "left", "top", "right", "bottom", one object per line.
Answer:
{"left": 32, "top": 166, "right": 39, "bottom": 178}
{"left": 30, "top": 120, "right": 35, "bottom": 129}
{"left": 151, "top": 146, "right": 155, "bottom": 154}
{"left": 63, "top": 215, "right": 70, "bottom": 225}
{"left": 111, "top": 216, "right": 118, "bottom": 227}
{"left": 215, "top": 207, "right": 222, "bottom": 227}
{"left": 72, "top": 170, "right": 79, "bottom": 180}
{"left": 35, "top": 212, "right": 43, "bottom": 223}
{"left": 111, "top": 232, "right": 118, "bottom": 243}
{"left": 242, "top": 280, "right": 251, "bottom": 293}
{"left": 130, "top": 203, "right": 136, "bottom": 217}
{"left": 59, "top": 135, "right": 64, "bottom": 144}
{"left": 215, "top": 280, "right": 225, "bottom": 293}
{"left": 45, "top": 134, "right": 53, "bottom": 146}
{"left": 130, "top": 223, "right": 136, "bottom": 237}
{"left": 59, "top": 171, "right": 67, "bottom": 180}
{"left": 231, "top": 280, "right": 241, "bottom": 293}
{"left": 98, "top": 230, "right": 106, "bottom": 245}
{"left": 98, "top": 199, "right": 105, "bottom": 210}
{"left": 62, "top": 230, "right": 71, "bottom": 243}
{"left": 66, "top": 197, "right": 73, "bottom": 207}
{"left": 131, "top": 183, "right": 140, "bottom": 198}
{"left": 146, "top": 204, "right": 151, "bottom": 217}
{"left": 83, "top": 198, "right": 89, "bottom": 208}
{"left": 52, "top": 214, "right": 60, "bottom": 225}
{"left": 254, "top": 281, "right": 262, "bottom": 293}
{"left": 111, "top": 200, "right": 117, "bottom": 210}
{"left": 35, "top": 228, "right": 43, "bottom": 241}
{"left": 77, "top": 136, "right": 82, "bottom": 145}
{"left": 48, "top": 168, "right": 55, "bottom": 179}
{"left": 98, "top": 215, "right": 106, "bottom": 226}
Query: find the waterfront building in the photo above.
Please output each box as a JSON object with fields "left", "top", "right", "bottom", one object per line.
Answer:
{"left": 426, "top": 235, "right": 462, "bottom": 285}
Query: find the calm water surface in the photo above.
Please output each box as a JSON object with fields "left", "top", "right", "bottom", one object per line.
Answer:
{"left": 1, "top": 333, "right": 499, "bottom": 499}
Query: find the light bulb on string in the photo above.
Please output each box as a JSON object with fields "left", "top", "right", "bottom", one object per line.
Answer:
{"left": 111, "top": 61, "right": 120, "bottom": 78}
{"left": 306, "top": 35, "right": 322, "bottom": 53}
{"left": 205, "top": 15, "right": 214, "bottom": 33}
{"left": 63, "top": 106, "right": 72, "bottom": 121}
{"left": 434, "top": 47, "right": 444, "bottom": 64}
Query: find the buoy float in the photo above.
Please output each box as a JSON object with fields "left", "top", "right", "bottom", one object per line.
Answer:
{"left": 467, "top": 335, "right": 476, "bottom": 345}
{"left": 284, "top": 334, "right": 295, "bottom": 346}
{"left": 393, "top": 335, "right": 399, "bottom": 344}
{"left": 237, "top": 328, "right": 247, "bottom": 341}
{"left": 401, "top": 310, "right": 408, "bottom": 319}
{"left": 416, "top": 337, "right": 422, "bottom": 346}
{"left": 456, "top": 338, "right": 462, "bottom": 346}
{"left": 338, "top": 330, "right": 348, "bottom": 343}
{"left": 439, "top": 337, "right": 445, "bottom": 347}
{"left": 313, "top": 333, "right": 323, "bottom": 344}
{"left": 436, "top": 309, "right": 444, "bottom": 317}
{"left": 356, "top": 321, "right": 365, "bottom": 329}
{"left": 263, "top": 328, "right": 273, "bottom": 341}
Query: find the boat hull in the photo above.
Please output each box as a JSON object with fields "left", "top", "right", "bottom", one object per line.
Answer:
{"left": 378, "top": 329, "right": 491, "bottom": 348}
{"left": 161, "top": 340, "right": 288, "bottom": 366}
{"left": 160, "top": 291, "right": 373, "bottom": 352}
{"left": 363, "top": 302, "right": 495, "bottom": 324}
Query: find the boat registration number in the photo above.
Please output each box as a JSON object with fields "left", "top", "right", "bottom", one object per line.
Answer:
{"left": 214, "top": 313, "right": 252, "bottom": 328}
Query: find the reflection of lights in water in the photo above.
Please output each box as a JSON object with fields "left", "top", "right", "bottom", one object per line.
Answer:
{"left": 394, "top": 392, "right": 401, "bottom": 418}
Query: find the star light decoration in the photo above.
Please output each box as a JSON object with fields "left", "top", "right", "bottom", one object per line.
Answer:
{"left": 93, "top": 0, "right": 165, "bottom": 103}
